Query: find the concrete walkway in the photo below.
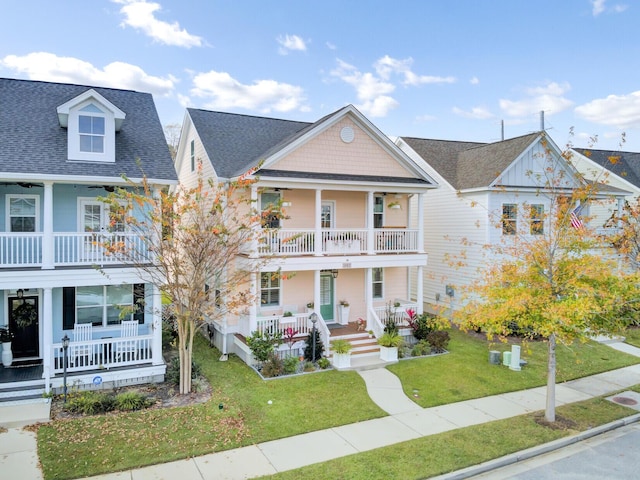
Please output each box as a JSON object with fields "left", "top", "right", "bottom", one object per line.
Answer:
{"left": 2, "top": 341, "right": 640, "bottom": 480}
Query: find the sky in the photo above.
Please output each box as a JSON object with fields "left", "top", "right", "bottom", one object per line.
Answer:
{"left": 1, "top": 0, "right": 640, "bottom": 152}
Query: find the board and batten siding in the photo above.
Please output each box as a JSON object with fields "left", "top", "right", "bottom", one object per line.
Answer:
{"left": 497, "top": 142, "right": 575, "bottom": 189}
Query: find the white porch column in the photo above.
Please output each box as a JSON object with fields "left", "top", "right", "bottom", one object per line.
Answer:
{"left": 313, "top": 269, "right": 321, "bottom": 315}
{"left": 416, "top": 265, "right": 424, "bottom": 315}
{"left": 249, "top": 271, "right": 258, "bottom": 334}
{"left": 314, "top": 189, "right": 322, "bottom": 256}
{"left": 250, "top": 186, "right": 259, "bottom": 258}
{"left": 417, "top": 193, "right": 425, "bottom": 253}
{"left": 152, "top": 283, "right": 163, "bottom": 365}
{"left": 367, "top": 191, "right": 375, "bottom": 254}
{"left": 364, "top": 268, "right": 372, "bottom": 328}
{"left": 42, "top": 182, "right": 54, "bottom": 269}
{"left": 42, "top": 287, "right": 53, "bottom": 393}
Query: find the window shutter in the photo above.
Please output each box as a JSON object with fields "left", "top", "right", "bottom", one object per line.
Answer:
{"left": 62, "top": 287, "right": 75, "bottom": 330}
{"left": 133, "top": 284, "right": 145, "bottom": 324}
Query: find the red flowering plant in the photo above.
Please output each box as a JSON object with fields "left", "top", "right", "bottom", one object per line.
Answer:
{"left": 406, "top": 308, "right": 448, "bottom": 341}
{"left": 284, "top": 326, "right": 299, "bottom": 354}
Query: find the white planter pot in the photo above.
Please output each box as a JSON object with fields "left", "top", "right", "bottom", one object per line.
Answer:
{"left": 379, "top": 345, "right": 398, "bottom": 362}
{"left": 2, "top": 342, "right": 13, "bottom": 367}
{"left": 332, "top": 352, "right": 351, "bottom": 369}
{"left": 338, "top": 306, "right": 350, "bottom": 325}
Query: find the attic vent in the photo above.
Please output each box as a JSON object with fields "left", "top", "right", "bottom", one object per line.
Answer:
{"left": 340, "top": 126, "right": 355, "bottom": 143}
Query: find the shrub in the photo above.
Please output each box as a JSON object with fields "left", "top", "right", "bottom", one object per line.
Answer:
{"left": 411, "top": 340, "right": 431, "bottom": 356}
{"left": 426, "top": 330, "right": 450, "bottom": 353}
{"left": 261, "top": 353, "right": 284, "bottom": 378}
{"left": 166, "top": 357, "right": 202, "bottom": 385}
{"left": 317, "top": 357, "right": 331, "bottom": 369}
{"left": 115, "top": 391, "right": 153, "bottom": 411}
{"left": 65, "top": 391, "right": 115, "bottom": 415}
{"left": 406, "top": 312, "right": 448, "bottom": 341}
{"left": 303, "top": 328, "right": 325, "bottom": 361}
{"left": 303, "top": 361, "right": 316, "bottom": 372}
{"left": 282, "top": 356, "right": 299, "bottom": 375}
{"left": 384, "top": 318, "right": 399, "bottom": 336}
{"left": 331, "top": 338, "right": 352, "bottom": 354}
{"left": 247, "top": 330, "right": 282, "bottom": 363}
{"left": 377, "top": 332, "right": 403, "bottom": 348}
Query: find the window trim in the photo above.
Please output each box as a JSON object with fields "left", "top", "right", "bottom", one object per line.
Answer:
{"left": 372, "top": 267, "right": 384, "bottom": 300}
{"left": 260, "top": 272, "right": 281, "bottom": 308}
{"left": 529, "top": 204, "right": 544, "bottom": 235}
{"left": 6, "top": 194, "right": 39, "bottom": 232}
{"left": 66, "top": 99, "right": 116, "bottom": 163}
{"left": 63, "top": 284, "right": 144, "bottom": 329}
{"left": 502, "top": 204, "right": 517, "bottom": 235}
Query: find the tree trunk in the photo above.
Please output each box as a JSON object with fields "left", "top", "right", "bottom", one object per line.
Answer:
{"left": 545, "top": 333, "right": 556, "bottom": 422}
{"left": 177, "top": 317, "right": 193, "bottom": 395}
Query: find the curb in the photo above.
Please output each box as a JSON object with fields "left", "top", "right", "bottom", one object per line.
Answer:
{"left": 430, "top": 412, "right": 640, "bottom": 480}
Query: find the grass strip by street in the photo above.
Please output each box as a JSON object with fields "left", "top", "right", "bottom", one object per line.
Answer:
{"left": 389, "top": 328, "right": 640, "bottom": 408}
{"left": 262, "top": 390, "right": 639, "bottom": 480}
{"left": 36, "top": 330, "right": 640, "bottom": 479}
{"left": 625, "top": 327, "right": 640, "bottom": 348}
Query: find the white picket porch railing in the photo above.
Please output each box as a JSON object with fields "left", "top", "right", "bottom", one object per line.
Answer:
{"left": 52, "top": 335, "right": 153, "bottom": 373}
{"left": 0, "top": 232, "right": 149, "bottom": 268}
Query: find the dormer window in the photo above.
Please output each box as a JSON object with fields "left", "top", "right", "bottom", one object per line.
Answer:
{"left": 57, "top": 89, "right": 125, "bottom": 163}
{"left": 79, "top": 104, "right": 105, "bottom": 154}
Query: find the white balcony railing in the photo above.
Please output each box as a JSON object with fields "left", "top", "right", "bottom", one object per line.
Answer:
{"left": 0, "top": 232, "right": 149, "bottom": 268}
{"left": 52, "top": 335, "right": 153, "bottom": 374}
{"left": 248, "top": 228, "right": 420, "bottom": 257}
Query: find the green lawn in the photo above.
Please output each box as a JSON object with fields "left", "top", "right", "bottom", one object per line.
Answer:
{"left": 389, "top": 328, "right": 640, "bottom": 408}
{"left": 624, "top": 327, "right": 640, "bottom": 348}
{"left": 36, "top": 329, "right": 640, "bottom": 479}
{"left": 262, "top": 392, "right": 637, "bottom": 480}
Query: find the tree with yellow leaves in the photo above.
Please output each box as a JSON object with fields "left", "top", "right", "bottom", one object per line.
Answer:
{"left": 101, "top": 165, "right": 280, "bottom": 394}
{"left": 455, "top": 138, "right": 640, "bottom": 422}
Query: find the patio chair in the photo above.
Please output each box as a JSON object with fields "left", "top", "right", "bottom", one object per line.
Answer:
{"left": 116, "top": 320, "right": 139, "bottom": 361}
{"left": 70, "top": 323, "right": 93, "bottom": 367}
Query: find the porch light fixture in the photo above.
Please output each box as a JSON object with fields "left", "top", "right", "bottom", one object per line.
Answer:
{"left": 309, "top": 312, "right": 318, "bottom": 362}
{"left": 61, "top": 335, "right": 70, "bottom": 403}
{"left": 17, "top": 289, "right": 23, "bottom": 299}
{"left": 331, "top": 269, "right": 339, "bottom": 279}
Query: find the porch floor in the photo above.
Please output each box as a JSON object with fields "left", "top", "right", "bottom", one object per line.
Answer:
{"left": 328, "top": 322, "right": 364, "bottom": 336}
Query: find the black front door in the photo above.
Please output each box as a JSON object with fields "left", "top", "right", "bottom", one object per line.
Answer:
{"left": 8, "top": 296, "right": 39, "bottom": 358}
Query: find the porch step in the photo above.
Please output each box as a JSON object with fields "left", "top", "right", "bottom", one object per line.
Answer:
{"left": 329, "top": 334, "right": 380, "bottom": 357}
{"left": 0, "top": 385, "right": 47, "bottom": 403}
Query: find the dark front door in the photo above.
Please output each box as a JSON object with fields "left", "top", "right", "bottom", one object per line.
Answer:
{"left": 8, "top": 296, "right": 39, "bottom": 358}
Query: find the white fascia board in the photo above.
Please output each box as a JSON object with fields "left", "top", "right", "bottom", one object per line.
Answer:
{"left": 0, "top": 172, "right": 177, "bottom": 186}
{"left": 57, "top": 89, "right": 126, "bottom": 130}
{"left": 237, "top": 253, "right": 428, "bottom": 273}
{"left": 254, "top": 176, "right": 436, "bottom": 193}
{"left": 0, "top": 266, "right": 151, "bottom": 290}
{"left": 172, "top": 110, "right": 193, "bottom": 175}
{"left": 570, "top": 149, "right": 640, "bottom": 195}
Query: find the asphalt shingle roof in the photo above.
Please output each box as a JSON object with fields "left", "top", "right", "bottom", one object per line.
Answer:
{"left": 187, "top": 108, "right": 312, "bottom": 178}
{"left": 401, "top": 132, "right": 541, "bottom": 190}
{"left": 574, "top": 148, "right": 640, "bottom": 190}
{"left": 0, "top": 78, "right": 176, "bottom": 182}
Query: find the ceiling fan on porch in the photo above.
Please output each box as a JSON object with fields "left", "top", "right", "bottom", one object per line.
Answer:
{"left": 0, "top": 182, "right": 40, "bottom": 188}
{"left": 88, "top": 185, "right": 116, "bottom": 192}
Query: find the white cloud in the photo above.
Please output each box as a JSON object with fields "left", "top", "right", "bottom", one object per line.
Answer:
{"left": 499, "top": 81, "right": 573, "bottom": 118}
{"left": 277, "top": 34, "right": 307, "bottom": 55}
{"left": 452, "top": 106, "right": 494, "bottom": 120}
{"left": 374, "top": 55, "right": 455, "bottom": 86}
{"left": 416, "top": 113, "right": 437, "bottom": 122}
{"left": 0, "top": 52, "right": 175, "bottom": 95}
{"left": 470, "top": 76, "right": 480, "bottom": 85}
{"left": 575, "top": 91, "right": 640, "bottom": 128}
{"left": 326, "top": 41, "right": 337, "bottom": 50}
{"left": 190, "top": 70, "right": 307, "bottom": 113}
{"left": 113, "top": 0, "right": 204, "bottom": 48}
{"left": 330, "top": 59, "right": 397, "bottom": 117}
{"left": 591, "top": 0, "right": 628, "bottom": 16}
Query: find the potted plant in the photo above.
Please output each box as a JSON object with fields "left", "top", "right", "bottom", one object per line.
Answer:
{"left": 0, "top": 327, "right": 14, "bottom": 367}
{"left": 367, "top": 329, "right": 374, "bottom": 338}
{"left": 378, "top": 331, "right": 402, "bottom": 362}
{"left": 331, "top": 338, "right": 352, "bottom": 369}
{"left": 387, "top": 201, "right": 401, "bottom": 210}
{"left": 338, "top": 300, "right": 350, "bottom": 325}
{"left": 306, "top": 301, "right": 314, "bottom": 312}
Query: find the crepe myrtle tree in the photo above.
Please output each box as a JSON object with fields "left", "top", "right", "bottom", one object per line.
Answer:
{"left": 454, "top": 135, "right": 640, "bottom": 422}
{"left": 101, "top": 163, "right": 283, "bottom": 394}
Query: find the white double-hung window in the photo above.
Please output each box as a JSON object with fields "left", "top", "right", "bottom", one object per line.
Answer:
{"left": 78, "top": 104, "right": 106, "bottom": 154}
{"left": 7, "top": 195, "right": 38, "bottom": 232}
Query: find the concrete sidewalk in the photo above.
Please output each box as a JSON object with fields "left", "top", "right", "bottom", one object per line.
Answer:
{"left": 2, "top": 341, "right": 640, "bottom": 480}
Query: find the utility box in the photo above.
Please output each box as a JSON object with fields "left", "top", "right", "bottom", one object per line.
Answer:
{"left": 503, "top": 351, "right": 512, "bottom": 366}
{"left": 489, "top": 350, "right": 501, "bottom": 365}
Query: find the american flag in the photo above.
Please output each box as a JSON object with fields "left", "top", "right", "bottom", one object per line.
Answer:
{"left": 570, "top": 203, "right": 584, "bottom": 229}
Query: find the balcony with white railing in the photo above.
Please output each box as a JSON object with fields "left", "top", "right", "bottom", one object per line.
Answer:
{"left": 0, "top": 232, "right": 149, "bottom": 268}
{"left": 247, "top": 228, "right": 420, "bottom": 257}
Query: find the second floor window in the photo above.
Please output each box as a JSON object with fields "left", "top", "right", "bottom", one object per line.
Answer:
{"left": 530, "top": 204, "right": 544, "bottom": 235}
{"left": 502, "top": 204, "right": 517, "bottom": 235}
{"left": 8, "top": 195, "right": 38, "bottom": 232}
{"left": 190, "top": 140, "right": 195, "bottom": 172}
{"left": 260, "top": 191, "right": 281, "bottom": 228}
